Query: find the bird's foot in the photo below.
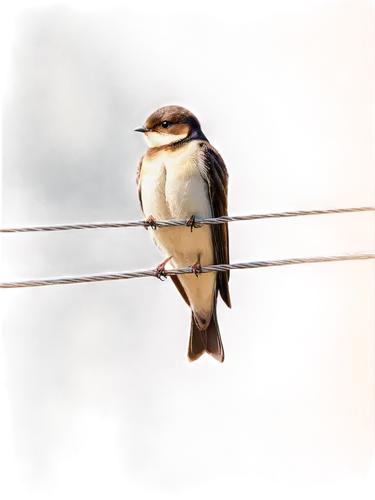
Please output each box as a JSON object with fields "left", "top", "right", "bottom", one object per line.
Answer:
{"left": 190, "top": 260, "right": 202, "bottom": 278}
{"left": 186, "top": 215, "right": 202, "bottom": 232}
{"left": 155, "top": 256, "right": 173, "bottom": 281}
{"left": 144, "top": 215, "right": 157, "bottom": 230}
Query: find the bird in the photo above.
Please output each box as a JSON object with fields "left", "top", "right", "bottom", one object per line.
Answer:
{"left": 135, "top": 105, "right": 231, "bottom": 362}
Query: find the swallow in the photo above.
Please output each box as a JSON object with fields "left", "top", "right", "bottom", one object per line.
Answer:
{"left": 135, "top": 105, "right": 231, "bottom": 362}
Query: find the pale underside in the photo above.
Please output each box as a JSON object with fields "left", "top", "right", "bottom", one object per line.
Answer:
{"left": 140, "top": 139, "right": 216, "bottom": 328}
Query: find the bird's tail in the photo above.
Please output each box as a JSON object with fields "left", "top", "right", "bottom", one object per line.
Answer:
{"left": 188, "top": 303, "right": 224, "bottom": 363}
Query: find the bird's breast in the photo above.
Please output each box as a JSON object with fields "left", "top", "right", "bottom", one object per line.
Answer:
{"left": 165, "top": 166, "right": 211, "bottom": 220}
{"left": 140, "top": 156, "right": 170, "bottom": 220}
{"left": 140, "top": 142, "right": 215, "bottom": 295}
{"left": 141, "top": 141, "right": 212, "bottom": 221}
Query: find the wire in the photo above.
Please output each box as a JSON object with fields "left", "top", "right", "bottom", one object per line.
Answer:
{"left": 1, "top": 253, "right": 373, "bottom": 289}
{"left": 1, "top": 207, "right": 374, "bottom": 233}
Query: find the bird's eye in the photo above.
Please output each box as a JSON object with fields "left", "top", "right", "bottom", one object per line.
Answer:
{"left": 161, "top": 121, "right": 170, "bottom": 129}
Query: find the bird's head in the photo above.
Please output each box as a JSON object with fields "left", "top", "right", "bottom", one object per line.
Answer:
{"left": 135, "top": 105, "right": 204, "bottom": 147}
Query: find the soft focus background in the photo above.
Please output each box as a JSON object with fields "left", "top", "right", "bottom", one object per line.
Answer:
{"left": 1, "top": 1, "right": 374, "bottom": 499}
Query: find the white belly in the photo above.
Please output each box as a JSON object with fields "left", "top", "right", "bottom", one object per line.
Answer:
{"left": 141, "top": 142, "right": 213, "bottom": 259}
{"left": 141, "top": 161, "right": 171, "bottom": 221}
{"left": 140, "top": 142, "right": 216, "bottom": 323}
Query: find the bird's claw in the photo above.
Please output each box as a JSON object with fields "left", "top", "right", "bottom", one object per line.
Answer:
{"left": 154, "top": 256, "right": 172, "bottom": 281}
{"left": 155, "top": 269, "right": 167, "bottom": 281}
{"left": 144, "top": 215, "right": 157, "bottom": 230}
{"left": 190, "top": 261, "right": 202, "bottom": 278}
{"left": 186, "top": 215, "right": 202, "bottom": 232}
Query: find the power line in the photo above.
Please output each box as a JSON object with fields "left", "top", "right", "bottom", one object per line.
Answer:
{"left": 1, "top": 253, "right": 373, "bottom": 289}
{"left": 1, "top": 207, "right": 373, "bottom": 233}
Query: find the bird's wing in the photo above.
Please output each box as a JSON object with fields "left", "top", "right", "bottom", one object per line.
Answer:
{"left": 135, "top": 155, "right": 145, "bottom": 214}
{"left": 198, "top": 142, "right": 231, "bottom": 308}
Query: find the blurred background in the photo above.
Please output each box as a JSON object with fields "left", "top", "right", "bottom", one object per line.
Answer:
{"left": 2, "top": 4, "right": 264, "bottom": 492}
{"left": 2, "top": 4, "right": 334, "bottom": 496}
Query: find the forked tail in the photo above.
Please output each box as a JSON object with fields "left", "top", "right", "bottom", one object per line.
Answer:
{"left": 188, "top": 304, "right": 224, "bottom": 363}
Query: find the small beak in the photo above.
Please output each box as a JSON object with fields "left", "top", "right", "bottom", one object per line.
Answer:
{"left": 134, "top": 126, "right": 150, "bottom": 133}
